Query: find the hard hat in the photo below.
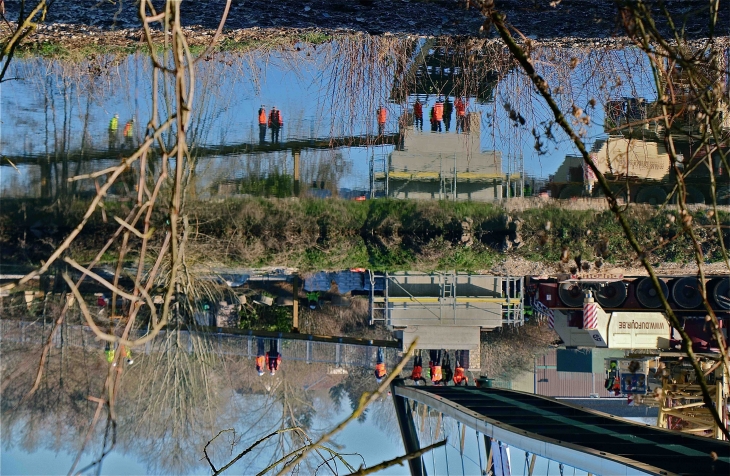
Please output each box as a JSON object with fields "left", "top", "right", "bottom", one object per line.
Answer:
{"left": 270, "top": 370, "right": 276, "bottom": 376}
{"left": 258, "top": 370, "right": 265, "bottom": 376}
{"left": 127, "top": 359, "right": 134, "bottom": 365}
{"left": 376, "top": 377, "right": 383, "bottom": 384}
{"left": 114, "top": 113, "right": 119, "bottom": 117}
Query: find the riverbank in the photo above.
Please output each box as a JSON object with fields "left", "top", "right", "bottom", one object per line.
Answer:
{"left": 2, "top": 196, "right": 729, "bottom": 275}
{"left": 3, "top": 0, "right": 727, "bottom": 58}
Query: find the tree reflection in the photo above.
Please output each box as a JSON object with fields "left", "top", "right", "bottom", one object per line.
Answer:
{"left": 1, "top": 326, "right": 353, "bottom": 473}
{"left": 117, "top": 331, "right": 224, "bottom": 474}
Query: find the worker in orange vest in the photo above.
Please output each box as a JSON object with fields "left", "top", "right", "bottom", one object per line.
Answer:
{"left": 433, "top": 98, "right": 444, "bottom": 132}
{"left": 267, "top": 339, "right": 282, "bottom": 375}
{"left": 453, "top": 350, "right": 469, "bottom": 386}
{"left": 375, "top": 347, "right": 387, "bottom": 383}
{"left": 429, "top": 350, "right": 443, "bottom": 385}
{"left": 269, "top": 107, "right": 283, "bottom": 143}
{"left": 258, "top": 105, "right": 268, "bottom": 144}
{"left": 376, "top": 105, "right": 387, "bottom": 135}
{"left": 455, "top": 97, "right": 468, "bottom": 133}
{"left": 413, "top": 99, "right": 423, "bottom": 130}
{"left": 255, "top": 338, "right": 266, "bottom": 376}
{"left": 410, "top": 351, "right": 426, "bottom": 385}
{"left": 123, "top": 118, "right": 134, "bottom": 148}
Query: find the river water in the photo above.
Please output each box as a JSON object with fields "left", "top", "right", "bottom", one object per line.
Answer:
{"left": 1, "top": 39, "right": 660, "bottom": 200}
{"left": 1, "top": 31, "right": 726, "bottom": 475}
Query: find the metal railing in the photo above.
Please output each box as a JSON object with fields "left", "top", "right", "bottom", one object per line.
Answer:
{"left": 0, "top": 320, "right": 400, "bottom": 368}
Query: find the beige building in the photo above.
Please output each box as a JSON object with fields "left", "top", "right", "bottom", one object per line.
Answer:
{"left": 376, "top": 112, "right": 504, "bottom": 201}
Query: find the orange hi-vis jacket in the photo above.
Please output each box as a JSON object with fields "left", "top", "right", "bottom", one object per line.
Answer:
{"left": 453, "top": 367, "right": 468, "bottom": 385}
{"left": 267, "top": 352, "right": 281, "bottom": 371}
{"left": 455, "top": 99, "right": 466, "bottom": 116}
{"left": 375, "top": 362, "right": 386, "bottom": 378}
{"left": 377, "top": 107, "right": 387, "bottom": 125}
{"left": 431, "top": 365, "right": 442, "bottom": 382}
{"left": 434, "top": 102, "right": 444, "bottom": 121}
{"left": 269, "top": 110, "right": 283, "bottom": 127}
{"left": 413, "top": 102, "right": 423, "bottom": 118}
{"left": 256, "top": 355, "right": 266, "bottom": 372}
{"left": 411, "top": 365, "right": 423, "bottom": 380}
{"left": 258, "top": 108, "right": 267, "bottom": 124}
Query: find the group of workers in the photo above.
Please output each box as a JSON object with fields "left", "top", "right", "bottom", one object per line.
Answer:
{"left": 373, "top": 348, "right": 470, "bottom": 386}
{"left": 376, "top": 97, "right": 470, "bottom": 136}
{"left": 108, "top": 114, "right": 136, "bottom": 150}
{"left": 258, "top": 105, "right": 284, "bottom": 144}
{"left": 412, "top": 97, "right": 469, "bottom": 133}
{"left": 255, "top": 338, "right": 282, "bottom": 376}
{"left": 104, "top": 342, "right": 133, "bottom": 366}
{"left": 410, "top": 350, "right": 469, "bottom": 386}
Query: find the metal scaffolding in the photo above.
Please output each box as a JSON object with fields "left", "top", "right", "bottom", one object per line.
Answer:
{"left": 368, "top": 272, "right": 524, "bottom": 328}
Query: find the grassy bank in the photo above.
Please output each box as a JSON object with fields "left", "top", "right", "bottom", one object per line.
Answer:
{"left": 2, "top": 196, "right": 728, "bottom": 272}
{"left": 11, "top": 27, "right": 341, "bottom": 61}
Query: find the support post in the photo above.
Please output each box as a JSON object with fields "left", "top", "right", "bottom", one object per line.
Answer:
{"left": 370, "top": 154, "right": 375, "bottom": 198}
{"left": 528, "top": 453, "right": 537, "bottom": 476}
{"left": 293, "top": 149, "right": 301, "bottom": 197}
{"left": 369, "top": 270, "right": 375, "bottom": 325}
{"left": 440, "top": 153, "right": 443, "bottom": 201}
{"left": 453, "top": 153, "right": 457, "bottom": 201}
{"left": 292, "top": 275, "right": 299, "bottom": 332}
{"left": 384, "top": 272, "right": 390, "bottom": 326}
{"left": 385, "top": 153, "right": 390, "bottom": 197}
{"left": 392, "top": 381, "right": 426, "bottom": 476}
{"left": 521, "top": 153, "right": 525, "bottom": 198}
{"left": 484, "top": 435, "right": 493, "bottom": 476}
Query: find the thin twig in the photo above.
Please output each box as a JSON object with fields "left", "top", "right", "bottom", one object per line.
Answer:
{"left": 346, "top": 439, "right": 446, "bottom": 476}
{"left": 275, "top": 341, "right": 418, "bottom": 476}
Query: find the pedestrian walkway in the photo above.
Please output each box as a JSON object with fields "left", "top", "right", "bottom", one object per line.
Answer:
{"left": 393, "top": 384, "right": 730, "bottom": 476}
{"left": 0, "top": 320, "right": 400, "bottom": 369}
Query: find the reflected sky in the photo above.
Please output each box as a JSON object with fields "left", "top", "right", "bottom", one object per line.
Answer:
{"left": 0, "top": 39, "right": 660, "bottom": 199}
{"left": 0, "top": 326, "right": 405, "bottom": 475}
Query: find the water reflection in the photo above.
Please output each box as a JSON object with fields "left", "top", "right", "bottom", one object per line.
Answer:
{"left": 3, "top": 30, "right": 730, "bottom": 475}
{"left": 6, "top": 42, "right": 721, "bottom": 206}
{"left": 0, "top": 321, "right": 402, "bottom": 474}
{"left": 1, "top": 39, "right": 679, "bottom": 203}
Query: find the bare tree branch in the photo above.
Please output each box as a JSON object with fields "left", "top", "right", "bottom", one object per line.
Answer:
{"left": 347, "top": 439, "right": 447, "bottom": 476}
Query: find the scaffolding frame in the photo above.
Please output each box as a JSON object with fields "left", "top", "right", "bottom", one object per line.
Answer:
{"left": 368, "top": 271, "right": 524, "bottom": 327}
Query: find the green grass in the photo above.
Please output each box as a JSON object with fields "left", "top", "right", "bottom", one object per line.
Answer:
{"left": 14, "top": 30, "right": 341, "bottom": 61}
{"left": 437, "top": 248, "right": 498, "bottom": 272}
{"left": 5, "top": 194, "right": 727, "bottom": 273}
{"left": 298, "top": 31, "right": 331, "bottom": 45}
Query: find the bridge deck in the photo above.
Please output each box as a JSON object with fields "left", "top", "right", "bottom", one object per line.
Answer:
{"left": 395, "top": 385, "right": 730, "bottom": 476}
